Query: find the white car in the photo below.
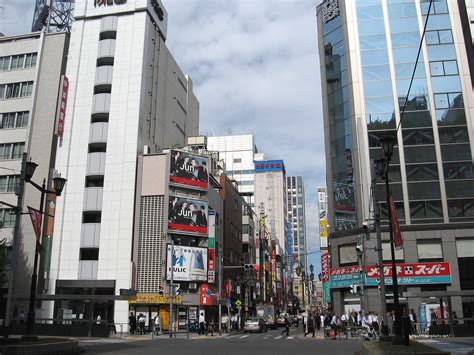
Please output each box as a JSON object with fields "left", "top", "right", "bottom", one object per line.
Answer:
{"left": 244, "top": 318, "right": 267, "bottom": 333}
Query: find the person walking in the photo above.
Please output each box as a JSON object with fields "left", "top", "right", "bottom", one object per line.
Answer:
{"left": 138, "top": 314, "right": 146, "bottom": 334}
{"left": 315, "top": 312, "right": 321, "bottom": 331}
{"left": 305, "top": 312, "right": 315, "bottom": 338}
{"left": 129, "top": 312, "right": 137, "bottom": 334}
{"left": 281, "top": 314, "right": 290, "bottom": 337}
{"left": 199, "top": 312, "right": 206, "bottom": 335}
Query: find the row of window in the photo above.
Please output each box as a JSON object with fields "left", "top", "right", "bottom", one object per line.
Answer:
{"left": 0, "top": 142, "right": 25, "bottom": 160}
{"left": 0, "top": 111, "right": 29, "bottom": 129}
{"left": 0, "top": 53, "right": 37, "bottom": 72}
{"left": 0, "top": 175, "right": 19, "bottom": 193}
{"left": 339, "top": 238, "right": 473, "bottom": 266}
{"left": 0, "top": 208, "right": 16, "bottom": 228}
{"left": 0, "top": 81, "right": 34, "bottom": 100}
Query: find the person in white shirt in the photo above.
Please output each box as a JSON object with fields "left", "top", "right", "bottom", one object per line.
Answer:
{"left": 361, "top": 314, "right": 374, "bottom": 337}
{"left": 199, "top": 312, "right": 206, "bottom": 335}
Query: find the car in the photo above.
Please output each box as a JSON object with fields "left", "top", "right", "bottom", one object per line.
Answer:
{"left": 276, "top": 313, "right": 288, "bottom": 327}
{"left": 244, "top": 317, "right": 267, "bottom": 333}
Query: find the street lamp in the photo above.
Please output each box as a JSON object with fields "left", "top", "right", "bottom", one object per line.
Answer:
{"left": 378, "top": 135, "right": 403, "bottom": 344}
{"left": 22, "top": 160, "right": 67, "bottom": 341}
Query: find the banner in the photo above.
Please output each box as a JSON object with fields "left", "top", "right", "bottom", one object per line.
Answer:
{"left": 168, "top": 195, "right": 208, "bottom": 235}
{"left": 207, "top": 210, "right": 215, "bottom": 283}
{"left": 329, "top": 262, "right": 452, "bottom": 288}
{"left": 321, "top": 250, "right": 330, "bottom": 304}
{"left": 170, "top": 150, "right": 209, "bottom": 190}
{"left": 166, "top": 245, "right": 208, "bottom": 282}
{"left": 319, "top": 218, "right": 328, "bottom": 248}
{"left": 27, "top": 206, "right": 42, "bottom": 242}
{"left": 389, "top": 195, "right": 403, "bottom": 248}
{"left": 55, "top": 75, "right": 69, "bottom": 137}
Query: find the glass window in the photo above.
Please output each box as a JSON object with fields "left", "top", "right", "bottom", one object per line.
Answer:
{"left": 445, "top": 180, "right": 474, "bottom": 198}
{"left": 367, "top": 113, "right": 396, "bottom": 130}
{"left": 426, "top": 31, "right": 440, "bottom": 45}
{"left": 358, "top": 19, "right": 386, "bottom": 36}
{"left": 362, "top": 64, "right": 391, "bottom": 81}
{"left": 403, "top": 128, "right": 434, "bottom": 145}
{"left": 390, "top": 17, "right": 420, "bottom": 33}
{"left": 457, "top": 239, "right": 474, "bottom": 258}
{"left": 11, "top": 143, "right": 24, "bottom": 159}
{"left": 441, "top": 143, "right": 471, "bottom": 162}
{"left": 7, "top": 175, "right": 19, "bottom": 192}
{"left": 408, "top": 181, "right": 442, "bottom": 200}
{"left": 382, "top": 242, "right": 404, "bottom": 261}
{"left": 406, "top": 163, "right": 438, "bottom": 181}
{"left": 339, "top": 244, "right": 357, "bottom": 265}
{"left": 17, "top": 112, "right": 29, "bottom": 127}
{"left": 417, "top": 240, "right": 443, "bottom": 260}
{"left": 10, "top": 56, "right": 18, "bottom": 70}
{"left": 428, "top": 44, "right": 456, "bottom": 61}
{"left": 359, "top": 34, "right": 387, "bottom": 50}
{"left": 0, "top": 209, "right": 16, "bottom": 227}
{"left": 396, "top": 78, "right": 428, "bottom": 97}
{"left": 365, "top": 96, "right": 394, "bottom": 113}
{"left": 429, "top": 61, "right": 444, "bottom": 76}
{"left": 436, "top": 108, "right": 466, "bottom": 126}
{"left": 439, "top": 126, "right": 469, "bottom": 144}
{"left": 434, "top": 93, "right": 449, "bottom": 109}
{"left": 448, "top": 199, "right": 474, "bottom": 219}
{"left": 394, "top": 62, "right": 425, "bottom": 79}
{"left": 17, "top": 55, "right": 25, "bottom": 69}
{"left": 0, "top": 176, "right": 7, "bottom": 192}
{"left": 392, "top": 47, "right": 423, "bottom": 64}
{"left": 388, "top": 3, "right": 417, "bottom": 18}
{"left": 438, "top": 30, "right": 453, "bottom": 44}
{"left": 357, "top": 5, "right": 384, "bottom": 20}
{"left": 431, "top": 75, "right": 461, "bottom": 93}
{"left": 444, "top": 162, "right": 474, "bottom": 180}
{"left": 391, "top": 32, "right": 420, "bottom": 48}
{"left": 1, "top": 57, "right": 10, "bottom": 71}
{"left": 364, "top": 80, "right": 393, "bottom": 98}
{"left": 404, "top": 145, "right": 437, "bottom": 164}
{"left": 410, "top": 200, "right": 443, "bottom": 219}
{"left": 426, "top": 14, "right": 451, "bottom": 31}
{"left": 443, "top": 61, "right": 458, "bottom": 75}
{"left": 361, "top": 49, "right": 389, "bottom": 65}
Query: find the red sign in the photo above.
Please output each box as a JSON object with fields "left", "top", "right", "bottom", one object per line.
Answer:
{"left": 55, "top": 76, "right": 69, "bottom": 137}
{"left": 389, "top": 195, "right": 403, "bottom": 248}
{"left": 321, "top": 251, "right": 330, "bottom": 283}
{"left": 225, "top": 280, "right": 231, "bottom": 296}
{"left": 366, "top": 262, "right": 451, "bottom": 279}
{"left": 330, "top": 265, "right": 361, "bottom": 276}
{"left": 200, "top": 284, "right": 214, "bottom": 306}
{"left": 208, "top": 248, "right": 215, "bottom": 283}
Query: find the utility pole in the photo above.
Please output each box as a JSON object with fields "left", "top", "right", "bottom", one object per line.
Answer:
{"left": 5, "top": 152, "right": 27, "bottom": 328}
{"left": 169, "top": 237, "right": 174, "bottom": 338}
{"left": 357, "top": 233, "right": 365, "bottom": 318}
{"left": 373, "top": 159, "right": 388, "bottom": 336}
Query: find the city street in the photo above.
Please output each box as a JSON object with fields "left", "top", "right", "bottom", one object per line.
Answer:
{"left": 80, "top": 328, "right": 363, "bottom": 355}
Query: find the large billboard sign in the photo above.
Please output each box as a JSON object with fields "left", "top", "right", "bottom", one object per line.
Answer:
{"left": 170, "top": 150, "right": 209, "bottom": 190}
{"left": 254, "top": 160, "right": 285, "bottom": 173}
{"left": 329, "top": 262, "right": 452, "bottom": 288}
{"left": 168, "top": 196, "right": 208, "bottom": 235}
{"left": 166, "top": 245, "right": 208, "bottom": 282}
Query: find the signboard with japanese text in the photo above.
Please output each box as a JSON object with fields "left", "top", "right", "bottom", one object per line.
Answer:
{"left": 55, "top": 75, "right": 69, "bottom": 137}
{"left": 207, "top": 210, "right": 216, "bottom": 283}
{"left": 168, "top": 195, "right": 208, "bottom": 235}
{"left": 329, "top": 262, "right": 452, "bottom": 288}
{"left": 166, "top": 245, "right": 208, "bottom": 282}
{"left": 170, "top": 150, "right": 209, "bottom": 190}
{"left": 321, "top": 250, "right": 331, "bottom": 304}
{"left": 254, "top": 160, "right": 285, "bottom": 173}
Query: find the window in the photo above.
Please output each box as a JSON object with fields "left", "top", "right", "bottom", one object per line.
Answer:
{"left": 382, "top": 242, "right": 404, "bottom": 261}
{"left": 0, "top": 81, "right": 34, "bottom": 100}
{"left": 0, "top": 209, "right": 16, "bottom": 227}
{"left": 0, "top": 53, "right": 37, "bottom": 71}
{"left": 429, "top": 60, "right": 458, "bottom": 76}
{"left": 0, "top": 142, "right": 24, "bottom": 160}
{"left": 233, "top": 158, "right": 241, "bottom": 163}
{"left": 80, "top": 248, "right": 99, "bottom": 260}
{"left": 339, "top": 244, "right": 357, "bottom": 265}
{"left": 426, "top": 29, "right": 453, "bottom": 45}
{"left": 0, "top": 112, "right": 29, "bottom": 129}
{"left": 456, "top": 239, "right": 474, "bottom": 290}
{"left": 417, "top": 240, "right": 443, "bottom": 260}
{"left": 0, "top": 175, "right": 19, "bottom": 193}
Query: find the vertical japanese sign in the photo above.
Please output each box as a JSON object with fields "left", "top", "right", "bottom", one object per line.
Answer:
{"left": 321, "top": 250, "right": 330, "bottom": 304}
{"left": 55, "top": 75, "right": 69, "bottom": 137}
{"left": 271, "top": 240, "right": 276, "bottom": 282}
{"left": 389, "top": 195, "right": 404, "bottom": 248}
{"left": 207, "top": 210, "right": 215, "bottom": 283}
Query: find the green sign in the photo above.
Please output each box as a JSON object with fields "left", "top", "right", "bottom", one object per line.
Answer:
{"left": 208, "top": 237, "right": 215, "bottom": 249}
{"left": 235, "top": 299, "right": 242, "bottom": 307}
{"left": 322, "top": 282, "right": 330, "bottom": 305}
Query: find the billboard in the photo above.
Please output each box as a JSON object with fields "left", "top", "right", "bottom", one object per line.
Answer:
{"left": 170, "top": 150, "right": 209, "bottom": 190}
{"left": 254, "top": 160, "right": 285, "bottom": 173}
{"left": 166, "top": 245, "right": 208, "bottom": 282}
{"left": 168, "top": 196, "right": 208, "bottom": 235}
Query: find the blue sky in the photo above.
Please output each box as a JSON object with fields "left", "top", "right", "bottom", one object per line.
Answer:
{"left": 1, "top": 0, "right": 325, "bottom": 274}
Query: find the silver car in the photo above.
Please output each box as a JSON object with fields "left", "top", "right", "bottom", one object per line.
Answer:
{"left": 244, "top": 317, "right": 267, "bottom": 333}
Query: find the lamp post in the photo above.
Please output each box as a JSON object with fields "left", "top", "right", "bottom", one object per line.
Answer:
{"left": 309, "top": 264, "right": 314, "bottom": 307}
{"left": 378, "top": 135, "right": 403, "bottom": 344}
{"left": 22, "top": 160, "right": 67, "bottom": 341}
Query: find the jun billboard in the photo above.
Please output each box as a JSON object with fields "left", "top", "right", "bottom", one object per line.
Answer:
{"left": 168, "top": 196, "right": 208, "bottom": 235}
{"left": 166, "top": 245, "right": 208, "bottom": 282}
{"left": 170, "top": 150, "right": 209, "bottom": 190}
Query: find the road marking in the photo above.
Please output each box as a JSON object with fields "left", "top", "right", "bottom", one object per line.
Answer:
{"left": 275, "top": 335, "right": 283, "bottom": 339}
{"left": 240, "top": 335, "right": 249, "bottom": 338}
{"left": 263, "top": 336, "right": 269, "bottom": 339}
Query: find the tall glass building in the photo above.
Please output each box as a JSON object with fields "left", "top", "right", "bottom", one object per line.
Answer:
{"left": 317, "top": 0, "right": 474, "bottom": 319}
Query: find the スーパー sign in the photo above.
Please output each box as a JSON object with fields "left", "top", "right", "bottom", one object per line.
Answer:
{"left": 170, "top": 150, "right": 209, "bottom": 190}
{"left": 168, "top": 195, "right": 208, "bottom": 235}
{"left": 329, "top": 262, "right": 452, "bottom": 288}
{"left": 167, "top": 245, "right": 208, "bottom": 282}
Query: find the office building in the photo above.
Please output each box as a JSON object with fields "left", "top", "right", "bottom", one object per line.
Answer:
{"left": 45, "top": 0, "right": 199, "bottom": 328}
{"left": 317, "top": 0, "right": 474, "bottom": 320}
{"left": 0, "top": 31, "right": 69, "bottom": 321}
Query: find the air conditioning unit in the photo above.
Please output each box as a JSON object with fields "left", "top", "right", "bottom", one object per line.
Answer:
{"left": 189, "top": 283, "right": 197, "bottom": 290}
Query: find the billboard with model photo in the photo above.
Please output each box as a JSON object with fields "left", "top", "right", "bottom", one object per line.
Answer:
{"left": 166, "top": 245, "right": 208, "bottom": 282}
{"left": 168, "top": 196, "right": 208, "bottom": 235}
{"left": 170, "top": 150, "right": 209, "bottom": 189}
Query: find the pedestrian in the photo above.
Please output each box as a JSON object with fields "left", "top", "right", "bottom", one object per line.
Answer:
{"left": 221, "top": 314, "right": 229, "bottom": 333}
{"left": 154, "top": 315, "right": 161, "bottom": 335}
{"left": 453, "top": 311, "right": 459, "bottom": 325}
{"left": 138, "top": 314, "right": 146, "bottom": 334}
{"left": 372, "top": 312, "right": 380, "bottom": 334}
{"left": 305, "top": 312, "right": 315, "bottom": 338}
{"left": 349, "top": 311, "right": 357, "bottom": 327}
{"left": 96, "top": 314, "right": 102, "bottom": 325}
{"left": 387, "top": 311, "right": 393, "bottom": 335}
{"left": 315, "top": 312, "right": 321, "bottom": 331}
{"left": 18, "top": 311, "right": 25, "bottom": 324}
{"left": 409, "top": 309, "right": 417, "bottom": 335}
{"left": 206, "top": 319, "right": 214, "bottom": 336}
{"left": 129, "top": 312, "right": 136, "bottom": 334}
{"left": 199, "top": 312, "right": 206, "bottom": 335}
{"left": 281, "top": 314, "right": 290, "bottom": 337}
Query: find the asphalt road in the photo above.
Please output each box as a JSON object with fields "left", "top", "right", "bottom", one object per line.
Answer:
{"left": 80, "top": 327, "right": 363, "bottom": 355}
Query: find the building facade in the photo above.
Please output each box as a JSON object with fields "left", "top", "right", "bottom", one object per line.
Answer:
{"left": 45, "top": 0, "right": 199, "bottom": 327}
{"left": 0, "top": 31, "right": 69, "bottom": 322}
{"left": 317, "top": 0, "right": 474, "bottom": 321}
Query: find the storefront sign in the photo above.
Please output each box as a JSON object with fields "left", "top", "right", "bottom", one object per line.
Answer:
{"left": 129, "top": 294, "right": 182, "bottom": 304}
{"left": 254, "top": 160, "right": 285, "bottom": 173}
{"left": 166, "top": 245, "right": 207, "bottom": 282}
{"left": 168, "top": 195, "right": 208, "bottom": 235}
{"left": 329, "top": 262, "right": 452, "bottom": 288}
{"left": 169, "top": 150, "right": 209, "bottom": 190}
{"left": 207, "top": 211, "right": 215, "bottom": 283}
{"left": 321, "top": 250, "right": 331, "bottom": 304}
{"left": 55, "top": 75, "right": 69, "bottom": 137}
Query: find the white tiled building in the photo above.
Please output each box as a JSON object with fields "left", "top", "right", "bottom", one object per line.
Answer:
{"left": 45, "top": 0, "right": 199, "bottom": 327}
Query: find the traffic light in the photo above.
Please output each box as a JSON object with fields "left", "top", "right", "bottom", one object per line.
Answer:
{"left": 243, "top": 264, "right": 254, "bottom": 271}
{"left": 158, "top": 285, "right": 164, "bottom": 296}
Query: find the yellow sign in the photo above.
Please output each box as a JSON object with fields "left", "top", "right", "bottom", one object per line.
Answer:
{"left": 320, "top": 219, "right": 328, "bottom": 238}
{"left": 319, "top": 219, "right": 327, "bottom": 228}
{"left": 129, "top": 294, "right": 182, "bottom": 305}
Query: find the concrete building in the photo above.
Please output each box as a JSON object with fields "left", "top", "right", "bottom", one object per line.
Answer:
{"left": 286, "top": 176, "right": 307, "bottom": 305}
{"left": 46, "top": 0, "right": 199, "bottom": 328}
{"left": 0, "top": 31, "right": 69, "bottom": 321}
{"left": 317, "top": 0, "right": 474, "bottom": 321}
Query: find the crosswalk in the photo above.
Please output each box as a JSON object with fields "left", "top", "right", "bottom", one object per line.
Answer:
{"left": 223, "top": 331, "right": 320, "bottom": 341}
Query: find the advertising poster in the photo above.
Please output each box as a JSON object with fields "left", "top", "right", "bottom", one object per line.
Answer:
{"left": 321, "top": 250, "right": 331, "bottom": 304}
{"left": 168, "top": 196, "right": 208, "bottom": 235}
{"left": 169, "top": 150, "right": 209, "bottom": 189}
{"left": 166, "top": 245, "right": 208, "bottom": 282}
{"left": 207, "top": 210, "right": 216, "bottom": 283}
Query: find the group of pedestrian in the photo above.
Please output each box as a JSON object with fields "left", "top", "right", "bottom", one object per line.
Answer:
{"left": 129, "top": 312, "right": 155, "bottom": 335}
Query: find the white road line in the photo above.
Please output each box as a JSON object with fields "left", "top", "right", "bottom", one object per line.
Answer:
{"left": 240, "top": 335, "right": 249, "bottom": 338}
{"left": 263, "top": 336, "right": 269, "bottom": 339}
{"left": 275, "top": 335, "right": 283, "bottom": 339}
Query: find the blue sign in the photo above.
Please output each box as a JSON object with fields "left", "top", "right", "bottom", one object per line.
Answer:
{"left": 330, "top": 273, "right": 361, "bottom": 288}
{"left": 330, "top": 274, "right": 452, "bottom": 288}
{"left": 226, "top": 298, "right": 231, "bottom": 307}
{"left": 419, "top": 303, "right": 427, "bottom": 334}
{"left": 254, "top": 160, "right": 285, "bottom": 173}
